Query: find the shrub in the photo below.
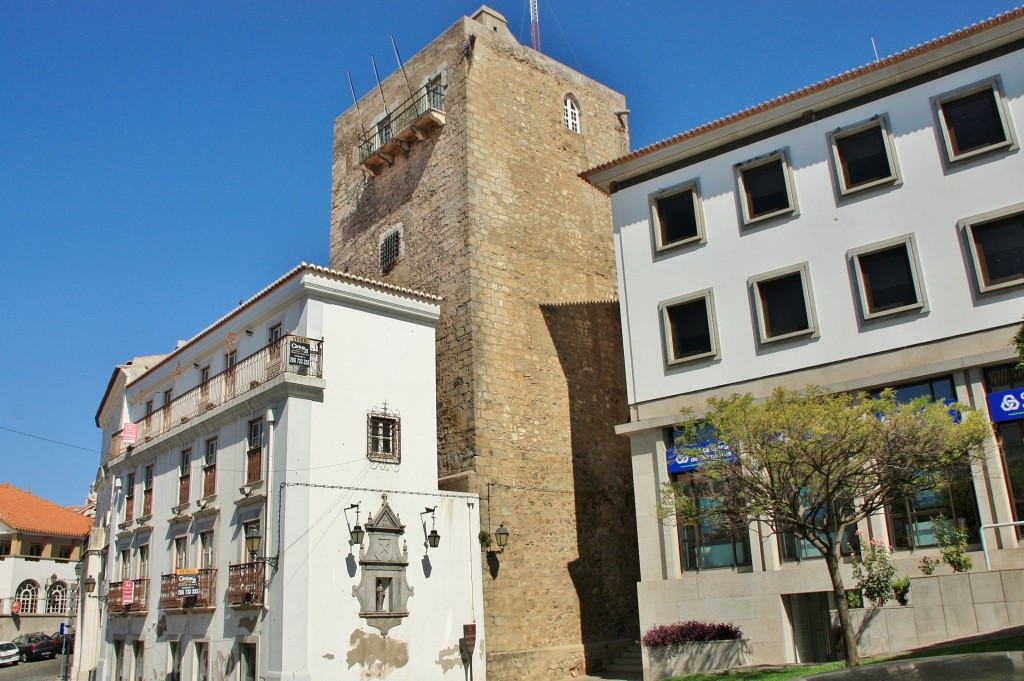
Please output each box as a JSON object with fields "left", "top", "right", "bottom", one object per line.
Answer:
{"left": 933, "top": 516, "right": 974, "bottom": 573}
{"left": 919, "top": 556, "right": 939, "bottom": 575}
{"left": 850, "top": 536, "right": 897, "bottom": 607}
{"left": 641, "top": 621, "right": 742, "bottom": 648}
{"left": 892, "top": 576, "right": 911, "bottom": 605}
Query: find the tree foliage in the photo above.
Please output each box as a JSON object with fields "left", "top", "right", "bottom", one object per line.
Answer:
{"left": 657, "top": 386, "right": 989, "bottom": 666}
{"left": 1014, "top": 316, "right": 1024, "bottom": 367}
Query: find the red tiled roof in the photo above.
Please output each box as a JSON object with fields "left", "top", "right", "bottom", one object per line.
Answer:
{"left": 0, "top": 484, "right": 93, "bottom": 538}
{"left": 582, "top": 7, "right": 1024, "bottom": 181}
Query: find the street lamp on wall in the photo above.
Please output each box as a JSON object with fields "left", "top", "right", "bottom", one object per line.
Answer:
{"left": 421, "top": 507, "right": 441, "bottom": 549}
{"left": 494, "top": 523, "right": 509, "bottom": 552}
{"left": 243, "top": 523, "right": 279, "bottom": 569}
{"left": 345, "top": 503, "right": 365, "bottom": 547}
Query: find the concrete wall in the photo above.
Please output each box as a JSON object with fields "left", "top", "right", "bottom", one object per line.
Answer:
{"left": 834, "top": 568, "right": 1024, "bottom": 656}
{"left": 611, "top": 47, "right": 1024, "bottom": 411}
{"left": 91, "top": 268, "right": 486, "bottom": 681}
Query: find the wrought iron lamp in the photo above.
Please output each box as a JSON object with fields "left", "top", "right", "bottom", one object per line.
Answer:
{"left": 243, "top": 524, "right": 279, "bottom": 569}
{"left": 421, "top": 507, "right": 441, "bottom": 548}
{"left": 494, "top": 523, "right": 510, "bottom": 552}
{"left": 345, "top": 503, "right": 365, "bottom": 546}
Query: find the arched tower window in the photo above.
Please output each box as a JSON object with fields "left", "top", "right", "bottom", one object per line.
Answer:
{"left": 563, "top": 95, "right": 580, "bottom": 133}
{"left": 46, "top": 582, "right": 68, "bottom": 614}
{"left": 16, "top": 580, "right": 40, "bottom": 613}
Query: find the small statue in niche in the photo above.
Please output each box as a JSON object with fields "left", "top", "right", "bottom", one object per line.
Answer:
{"left": 375, "top": 579, "right": 387, "bottom": 611}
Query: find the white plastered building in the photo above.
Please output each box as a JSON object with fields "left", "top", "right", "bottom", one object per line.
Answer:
{"left": 584, "top": 9, "right": 1024, "bottom": 670}
{"left": 78, "top": 264, "right": 485, "bottom": 681}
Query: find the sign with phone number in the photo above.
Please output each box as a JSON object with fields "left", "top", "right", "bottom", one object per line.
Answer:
{"left": 987, "top": 388, "right": 1024, "bottom": 424}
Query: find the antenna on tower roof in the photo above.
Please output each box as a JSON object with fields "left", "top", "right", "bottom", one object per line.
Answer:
{"left": 530, "top": 0, "right": 541, "bottom": 52}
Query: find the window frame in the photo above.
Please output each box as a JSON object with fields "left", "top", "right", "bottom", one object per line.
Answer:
{"left": 648, "top": 179, "right": 706, "bottom": 252}
{"left": 959, "top": 201, "right": 1024, "bottom": 294}
{"left": 734, "top": 149, "right": 798, "bottom": 226}
{"left": 379, "top": 226, "right": 402, "bottom": 275}
{"left": 367, "top": 407, "right": 401, "bottom": 465}
{"left": 849, "top": 234, "right": 927, "bottom": 320}
{"left": 672, "top": 472, "right": 752, "bottom": 572}
{"left": 749, "top": 263, "right": 817, "bottom": 344}
{"left": 932, "top": 76, "right": 1017, "bottom": 165}
{"left": 563, "top": 94, "right": 581, "bottom": 133}
{"left": 659, "top": 288, "right": 720, "bottom": 366}
{"left": 827, "top": 115, "right": 901, "bottom": 196}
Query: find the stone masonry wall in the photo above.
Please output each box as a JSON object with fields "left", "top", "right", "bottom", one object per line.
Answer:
{"left": 329, "top": 10, "right": 638, "bottom": 679}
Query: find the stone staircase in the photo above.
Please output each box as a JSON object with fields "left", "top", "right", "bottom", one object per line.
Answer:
{"left": 580, "top": 642, "right": 643, "bottom": 681}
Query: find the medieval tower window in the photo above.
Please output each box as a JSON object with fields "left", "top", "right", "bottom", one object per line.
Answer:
{"left": 379, "top": 227, "right": 402, "bottom": 275}
{"left": 563, "top": 95, "right": 580, "bottom": 133}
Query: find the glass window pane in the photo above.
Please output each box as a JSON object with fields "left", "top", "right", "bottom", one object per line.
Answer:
{"left": 944, "top": 89, "right": 1005, "bottom": 155}
{"left": 667, "top": 299, "right": 712, "bottom": 359}
{"left": 743, "top": 160, "right": 789, "bottom": 218}
{"left": 859, "top": 245, "right": 917, "bottom": 312}
{"left": 758, "top": 273, "right": 809, "bottom": 337}
{"left": 973, "top": 215, "right": 1024, "bottom": 287}
{"left": 838, "top": 126, "right": 891, "bottom": 188}
{"left": 657, "top": 191, "right": 698, "bottom": 245}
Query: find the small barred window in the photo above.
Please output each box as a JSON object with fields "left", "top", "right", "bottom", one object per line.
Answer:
{"left": 367, "top": 404, "right": 401, "bottom": 464}
{"left": 563, "top": 96, "right": 580, "bottom": 133}
{"left": 380, "top": 229, "right": 401, "bottom": 275}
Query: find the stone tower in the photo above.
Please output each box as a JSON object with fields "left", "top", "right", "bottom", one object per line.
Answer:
{"left": 329, "top": 7, "right": 639, "bottom": 678}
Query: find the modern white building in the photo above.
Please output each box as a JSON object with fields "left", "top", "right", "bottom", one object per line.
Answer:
{"left": 0, "top": 484, "right": 91, "bottom": 641}
{"left": 583, "top": 9, "right": 1024, "bottom": 669}
{"left": 78, "top": 264, "right": 485, "bottom": 681}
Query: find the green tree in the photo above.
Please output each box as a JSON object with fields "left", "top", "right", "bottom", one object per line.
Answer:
{"left": 657, "top": 386, "right": 988, "bottom": 667}
{"left": 1014, "top": 315, "right": 1024, "bottom": 366}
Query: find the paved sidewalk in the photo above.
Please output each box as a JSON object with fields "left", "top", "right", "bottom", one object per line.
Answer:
{"left": 801, "top": 652, "right": 1024, "bottom": 680}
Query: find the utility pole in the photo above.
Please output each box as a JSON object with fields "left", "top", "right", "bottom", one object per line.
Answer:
{"left": 530, "top": 0, "right": 541, "bottom": 52}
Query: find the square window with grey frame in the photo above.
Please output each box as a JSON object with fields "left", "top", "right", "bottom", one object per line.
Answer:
{"left": 661, "top": 290, "right": 718, "bottom": 365}
{"left": 751, "top": 265, "right": 815, "bottom": 343}
{"left": 962, "top": 204, "right": 1024, "bottom": 293}
{"left": 650, "top": 181, "right": 704, "bottom": 251}
{"left": 735, "top": 150, "right": 797, "bottom": 224}
{"left": 933, "top": 78, "right": 1016, "bottom": 163}
{"left": 850, "top": 236, "right": 925, "bottom": 319}
{"left": 828, "top": 116, "right": 899, "bottom": 195}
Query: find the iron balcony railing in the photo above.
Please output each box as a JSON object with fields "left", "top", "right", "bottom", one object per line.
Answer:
{"left": 109, "top": 335, "right": 323, "bottom": 460}
{"left": 107, "top": 579, "right": 149, "bottom": 613}
{"left": 227, "top": 562, "right": 266, "bottom": 606}
{"left": 159, "top": 569, "right": 217, "bottom": 609}
{"left": 358, "top": 83, "right": 446, "bottom": 162}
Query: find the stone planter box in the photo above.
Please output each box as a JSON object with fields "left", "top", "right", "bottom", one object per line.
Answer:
{"left": 645, "top": 639, "right": 752, "bottom": 681}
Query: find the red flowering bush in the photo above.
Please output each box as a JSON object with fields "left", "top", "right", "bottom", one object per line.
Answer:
{"left": 641, "top": 620, "right": 743, "bottom": 648}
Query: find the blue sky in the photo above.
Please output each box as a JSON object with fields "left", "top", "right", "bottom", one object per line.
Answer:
{"left": 1, "top": 0, "right": 1019, "bottom": 507}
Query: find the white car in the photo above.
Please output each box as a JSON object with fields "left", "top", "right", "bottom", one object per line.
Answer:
{"left": 0, "top": 641, "right": 19, "bottom": 666}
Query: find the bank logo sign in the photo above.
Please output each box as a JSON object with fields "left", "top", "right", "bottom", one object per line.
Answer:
{"left": 987, "top": 388, "right": 1024, "bottom": 423}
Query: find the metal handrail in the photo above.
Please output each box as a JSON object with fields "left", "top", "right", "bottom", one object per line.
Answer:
{"left": 358, "top": 83, "right": 446, "bottom": 161}
{"left": 109, "top": 335, "right": 323, "bottom": 460}
{"left": 980, "top": 520, "right": 1024, "bottom": 570}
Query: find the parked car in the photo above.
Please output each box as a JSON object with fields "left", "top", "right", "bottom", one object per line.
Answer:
{"left": 49, "top": 631, "right": 74, "bottom": 654}
{"left": 11, "top": 632, "right": 59, "bottom": 662}
{"left": 0, "top": 641, "right": 19, "bottom": 666}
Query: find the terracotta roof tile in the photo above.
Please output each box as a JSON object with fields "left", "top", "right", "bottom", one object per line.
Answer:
{"left": 582, "top": 7, "right": 1024, "bottom": 181}
{"left": 0, "top": 484, "right": 93, "bottom": 538}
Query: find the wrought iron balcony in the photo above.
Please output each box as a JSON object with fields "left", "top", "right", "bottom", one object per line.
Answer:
{"left": 227, "top": 562, "right": 266, "bottom": 607}
{"left": 358, "top": 83, "right": 447, "bottom": 172}
{"left": 159, "top": 569, "right": 217, "bottom": 610}
{"left": 107, "top": 579, "right": 149, "bottom": 614}
{"left": 109, "top": 335, "right": 323, "bottom": 461}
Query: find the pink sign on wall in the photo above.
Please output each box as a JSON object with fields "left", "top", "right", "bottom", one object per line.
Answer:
{"left": 122, "top": 579, "right": 135, "bottom": 605}
{"left": 122, "top": 423, "right": 139, "bottom": 445}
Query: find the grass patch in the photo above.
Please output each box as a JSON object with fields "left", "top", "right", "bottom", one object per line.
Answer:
{"left": 660, "top": 634, "right": 1024, "bottom": 681}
